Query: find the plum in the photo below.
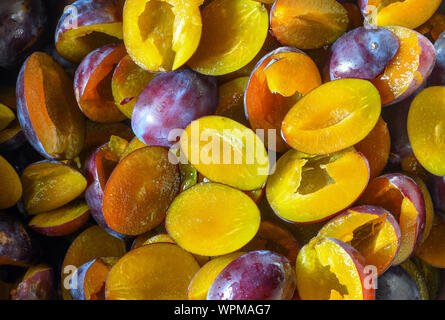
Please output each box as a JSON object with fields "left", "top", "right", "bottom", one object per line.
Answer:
{"left": 132, "top": 68, "right": 218, "bottom": 148}
{"left": 428, "top": 31, "right": 445, "bottom": 86}
{"left": 207, "top": 250, "right": 296, "bottom": 300}
{"left": 84, "top": 143, "right": 127, "bottom": 239}
{"left": 0, "top": 0, "right": 47, "bottom": 69}
{"left": 327, "top": 26, "right": 399, "bottom": 80}
{"left": 11, "top": 264, "right": 56, "bottom": 300}
{"left": 55, "top": 0, "right": 125, "bottom": 63}
{"left": 74, "top": 44, "right": 127, "bottom": 123}
{"left": 376, "top": 266, "right": 421, "bottom": 300}
{"left": 430, "top": 176, "right": 445, "bottom": 219}
{"left": 0, "top": 213, "right": 36, "bottom": 267}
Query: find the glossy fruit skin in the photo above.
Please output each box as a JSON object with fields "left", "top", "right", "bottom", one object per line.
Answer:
{"left": 84, "top": 145, "right": 127, "bottom": 239}
{"left": 327, "top": 26, "right": 399, "bottom": 80}
{"left": 132, "top": 68, "right": 218, "bottom": 148}
{"left": 0, "top": 213, "right": 36, "bottom": 266}
{"left": 429, "top": 31, "right": 445, "bottom": 86}
{"left": 74, "top": 43, "right": 127, "bottom": 123}
{"left": 430, "top": 176, "right": 445, "bottom": 219}
{"left": 376, "top": 266, "right": 421, "bottom": 300}
{"left": 55, "top": 0, "right": 124, "bottom": 63}
{"left": 0, "top": 0, "right": 47, "bottom": 69}
{"left": 207, "top": 250, "right": 296, "bottom": 300}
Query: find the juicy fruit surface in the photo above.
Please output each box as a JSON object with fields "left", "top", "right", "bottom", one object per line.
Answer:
{"left": 281, "top": 79, "right": 381, "bottom": 155}
{"left": 188, "top": 0, "right": 269, "bottom": 75}
{"left": 103, "top": 146, "right": 181, "bottom": 236}
{"left": 180, "top": 116, "right": 269, "bottom": 191}
{"left": 17, "top": 52, "right": 86, "bottom": 160}
{"left": 296, "top": 237, "right": 374, "bottom": 300}
{"left": 271, "top": 0, "right": 349, "bottom": 50}
{"left": 1, "top": 0, "right": 445, "bottom": 302}
{"left": 166, "top": 182, "right": 260, "bottom": 256}
{"left": 21, "top": 161, "right": 87, "bottom": 215}
{"left": 245, "top": 47, "right": 322, "bottom": 152}
{"left": 105, "top": 243, "right": 200, "bottom": 300}
{"left": 266, "top": 148, "right": 370, "bottom": 223}
{"left": 123, "top": 0, "right": 203, "bottom": 72}
{"left": 408, "top": 86, "right": 445, "bottom": 176}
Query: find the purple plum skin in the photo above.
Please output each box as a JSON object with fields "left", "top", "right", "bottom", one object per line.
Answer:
{"left": 84, "top": 146, "right": 128, "bottom": 240}
{"left": 132, "top": 67, "right": 219, "bottom": 148}
{"left": 0, "top": 0, "right": 47, "bottom": 69}
{"left": 379, "top": 173, "right": 426, "bottom": 257}
{"left": 207, "top": 250, "right": 296, "bottom": 300}
{"left": 55, "top": 0, "right": 124, "bottom": 63}
{"left": 0, "top": 213, "right": 36, "bottom": 266}
{"left": 12, "top": 267, "right": 56, "bottom": 300}
{"left": 328, "top": 27, "right": 399, "bottom": 81}
{"left": 70, "top": 259, "right": 94, "bottom": 300}
{"left": 428, "top": 31, "right": 445, "bottom": 86}
{"left": 376, "top": 266, "right": 421, "bottom": 300}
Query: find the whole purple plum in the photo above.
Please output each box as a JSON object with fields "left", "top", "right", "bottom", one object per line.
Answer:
{"left": 207, "top": 250, "right": 296, "bottom": 300}
{"left": 327, "top": 26, "right": 399, "bottom": 81}
{"left": 132, "top": 67, "right": 218, "bottom": 148}
{"left": 0, "top": 0, "right": 47, "bottom": 69}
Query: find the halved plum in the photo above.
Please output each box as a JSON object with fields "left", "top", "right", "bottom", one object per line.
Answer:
{"left": 70, "top": 257, "right": 118, "bottom": 300}
{"left": 0, "top": 155, "right": 22, "bottom": 209}
{"left": 105, "top": 243, "right": 200, "bottom": 300}
{"left": 281, "top": 79, "right": 381, "bottom": 155}
{"left": 357, "top": 173, "right": 426, "bottom": 265}
{"left": 180, "top": 116, "right": 269, "bottom": 191}
{"left": 407, "top": 86, "right": 445, "bottom": 176}
{"left": 245, "top": 47, "right": 321, "bottom": 152}
{"left": 74, "top": 44, "right": 126, "bottom": 123}
{"left": 371, "top": 26, "right": 435, "bottom": 106}
{"left": 111, "top": 55, "right": 157, "bottom": 119}
{"left": 316, "top": 205, "right": 401, "bottom": 275}
{"left": 296, "top": 237, "right": 375, "bottom": 300}
{"left": 188, "top": 0, "right": 269, "bottom": 76}
{"left": 21, "top": 161, "right": 87, "bottom": 215}
{"left": 61, "top": 225, "right": 127, "bottom": 300}
{"left": 266, "top": 148, "right": 370, "bottom": 224}
{"left": 11, "top": 264, "right": 56, "bottom": 300}
{"left": 123, "top": 0, "right": 203, "bottom": 72}
{"left": 28, "top": 200, "right": 90, "bottom": 236}
{"left": 166, "top": 182, "right": 260, "bottom": 256}
{"left": 103, "top": 146, "right": 181, "bottom": 236}
{"left": 270, "top": 0, "right": 349, "bottom": 50}
{"left": 16, "top": 52, "right": 85, "bottom": 160}
{"left": 55, "top": 0, "right": 125, "bottom": 63}
{"left": 359, "top": 0, "right": 441, "bottom": 29}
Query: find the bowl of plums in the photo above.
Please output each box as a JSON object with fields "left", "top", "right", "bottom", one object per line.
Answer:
{"left": 0, "top": 0, "right": 445, "bottom": 302}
